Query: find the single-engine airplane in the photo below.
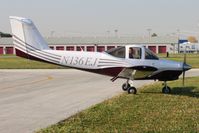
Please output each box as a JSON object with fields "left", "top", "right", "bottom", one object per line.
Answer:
{"left": 9, "top": 16, "right": 191, "bottom": 94}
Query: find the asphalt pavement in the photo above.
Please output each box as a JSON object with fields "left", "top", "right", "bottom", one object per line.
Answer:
{"left": 0, "top": 69, "right": 198, "bottom": 133}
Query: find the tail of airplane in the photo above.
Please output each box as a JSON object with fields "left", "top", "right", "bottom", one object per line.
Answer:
{"left": 9, "top": 16, "right": 63, "bottom": 64}
{"left": 9, "top": 16, "right": 50, "bottom": 58}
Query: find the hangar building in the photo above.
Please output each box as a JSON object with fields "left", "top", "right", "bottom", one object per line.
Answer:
{"left": 0, "top": 36, "right": 178, "bottom": 55}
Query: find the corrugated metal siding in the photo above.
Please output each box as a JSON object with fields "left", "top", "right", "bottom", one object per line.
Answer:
{"left": 0, "top": 36, "right": 178, "bottom": 46}
{"left": 45, "top": 36, "right": 178, "bottom": 45}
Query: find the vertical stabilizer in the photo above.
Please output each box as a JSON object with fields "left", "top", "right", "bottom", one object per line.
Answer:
{"left": 10, "top": 16, "right": 50, "bottom": 51}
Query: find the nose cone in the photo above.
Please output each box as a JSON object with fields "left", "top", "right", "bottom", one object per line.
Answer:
{"left": 183, "top": 63, "right": 192, "bottom": 71}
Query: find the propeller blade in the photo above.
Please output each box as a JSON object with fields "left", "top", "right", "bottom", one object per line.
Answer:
{"left": 184, "top": 52, "right": 186, "bottom": 64}
{"left": 182, "top": 71, "right": 185, "bottom": 86}
{"left": 182, "top": 53, "right": 186, "bottom": 86}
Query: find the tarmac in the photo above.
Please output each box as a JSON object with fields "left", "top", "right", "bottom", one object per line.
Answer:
{"left": 0, "top": 69, "right": 198, "bottom": 133}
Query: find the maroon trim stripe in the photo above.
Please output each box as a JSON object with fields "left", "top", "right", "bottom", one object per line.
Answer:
{"left": 14, "top": 45, "right": 60, "bottom": 64}
{"left": 13, "top": 35, "right": 61, "bottom": 58}
{"left": 14, "top": 39, "right": 61, "bottom": 61}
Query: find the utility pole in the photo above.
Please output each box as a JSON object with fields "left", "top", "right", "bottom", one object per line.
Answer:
{"left": 114, "top": 29, "right": 118, "bottom": 37}
{"left": 50, "top": 30, "right": 55, "bottom": 38}
{"left": 147, "top": 28, "right": 152, "bottom": 42}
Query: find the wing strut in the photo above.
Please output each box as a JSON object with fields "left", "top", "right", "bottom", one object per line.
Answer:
{"left": 110, "top": 76, "right": 119, "bottom": 82}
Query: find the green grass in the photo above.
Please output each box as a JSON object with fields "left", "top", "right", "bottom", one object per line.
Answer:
{"left": 0, "top": 55, "right": 64, "bottom": 69}
{"left": 37, "top": 77, "right": 199, "bottom": 133}
{"left": 158, "top": 53, "right": 199, "bottom": 68}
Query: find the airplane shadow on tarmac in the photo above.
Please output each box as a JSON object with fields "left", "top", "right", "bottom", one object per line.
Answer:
{"left": 142, "top": 86, "right": 199, "bottom": 98}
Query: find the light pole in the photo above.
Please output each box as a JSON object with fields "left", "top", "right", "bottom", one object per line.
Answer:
{"left": 147, "top": 28, "right": 152, "bottom": 42}
{"left": 114, "top": 29, "right": 118, "bottom": 37}
{"left": 107, "top": 30, "right": 110, "bottom": 37}
{"left": 50, "top": 30, "right": 55, "bottom": 38}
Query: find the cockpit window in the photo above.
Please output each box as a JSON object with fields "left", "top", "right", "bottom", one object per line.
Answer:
{"left": 145, "top": 48, "right": 159, "bottom": 60}
{"left": 106, "top": 46, "right": 125, "bottom": 58}
{"left": 129, "top": 47, "right": 141, "bottom": 59}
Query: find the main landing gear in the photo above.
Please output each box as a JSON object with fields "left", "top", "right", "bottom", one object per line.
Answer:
{"left": 122, "top": 80, "right": 171, "bottom": 94}
{"left": 162, "top": 81, "right": 171, "bottom": 94}
{"left": 122, "top": 79, "right": 137, "bottom": 94}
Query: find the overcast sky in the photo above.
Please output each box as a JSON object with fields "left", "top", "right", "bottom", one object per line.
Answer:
{"left": 1, "top": 0, "right": 199, "bottom": 37}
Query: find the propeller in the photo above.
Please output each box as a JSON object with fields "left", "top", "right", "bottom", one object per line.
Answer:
{"left": 182, "top": 53, "right": 191, "bottom": 86}
{"left": 182, "top": 53, "right": 186, "bottom": 86}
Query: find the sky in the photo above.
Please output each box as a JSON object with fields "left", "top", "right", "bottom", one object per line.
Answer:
{"left": 1, "top": 0, "right": 199, "bottom": 37}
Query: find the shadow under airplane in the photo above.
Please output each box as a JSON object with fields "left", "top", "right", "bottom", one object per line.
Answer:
{"left": 142, "top": 86, "right": 198, "bottom": 98}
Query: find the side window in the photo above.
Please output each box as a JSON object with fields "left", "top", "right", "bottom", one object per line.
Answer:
{"left": 129, "top": 47, "right": 141, "bottom": 59}
{"left": 107, "top": 47, "right": 125, "bottom": 58}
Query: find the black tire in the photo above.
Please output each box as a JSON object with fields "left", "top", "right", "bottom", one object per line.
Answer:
{"left": 162, "top": 86, "right": 171, "bottom": 94}
{"left": 122, "top": 83, "right": 130, "bottom": 91}
{"left": 127, "top": 87, "right": 137, "bottom": 94}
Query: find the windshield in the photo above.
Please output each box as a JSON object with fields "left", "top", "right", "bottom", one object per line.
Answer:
{"left": 106, "top": 46, "right": 125, "bottom": 58}
{"left": 145, "top": 48, "right": 159, "bottom": 60}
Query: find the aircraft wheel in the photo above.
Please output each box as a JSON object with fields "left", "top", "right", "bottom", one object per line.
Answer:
{"left": 162, "top": 86, "right": 171, "bottom": 94}
{"left": 122, "top": 83, "right": 130, "bottom": 91}
{"left": 127, "top": 87, "right": 137, "bottom": 94}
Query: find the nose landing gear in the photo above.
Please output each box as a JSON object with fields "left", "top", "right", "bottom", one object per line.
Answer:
{"left": 122, "top": 82, "right": 130, "bottom": 91}
{"left": 162, "top": 81, "right": 171, "bottom": 94}
{"left": 122, "top": 79, "right": 137, "bottom": 94}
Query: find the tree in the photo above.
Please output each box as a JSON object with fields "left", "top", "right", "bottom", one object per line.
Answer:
{"left": 151, "top": 33, "right": 158, "bottom": 37}
{"left": 0, "top": 32, "right": 12, "bottom": 37}
{"left": 187, "top": 36, "right": 198, "bottom": 43}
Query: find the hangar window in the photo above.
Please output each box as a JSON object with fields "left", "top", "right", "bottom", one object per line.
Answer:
{"left": 106, "top": 46, "right": 125, "bottom": 58}
{"left": 145, "top": 48, "right": 159, "bottom": 60}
